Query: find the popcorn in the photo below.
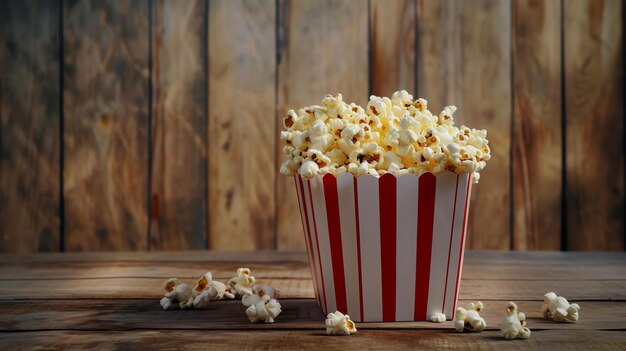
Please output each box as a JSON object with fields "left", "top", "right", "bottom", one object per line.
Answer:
{"left": 242, "top": 285, "right": 279, "bottom": 307}
{"left": 501, "top": 302, "right": 531, "bottom": 340}
{"left": 280, "top": 91, "right": 490, "bottom": 181}
{"left": 227, "top": 267, "right": 256, "bottom": 297}
{"left": 191, "top": 272, "right": 235, "bottom": 309}
{"left": 325, "top": 311, "right": 357, "bottom": 336}
{"left": 299, "top": 161, "right": 319, "bottom": 179}
{"left": 454, "top": 301, "right": 486, "bottom": 332}
{"left": 541, "top": 292, "right": 580, "bottom": 322}
{"left": 160, "top": 278, "right": 192, "bottom": 310}
{"left": 430, "top": 313, "right": 446, "bottom": 323}
{"left": 246, "top": 299, "right": 282, "bottom": 324}
{"left": 159, "top": 268, "right": 282, "bottom": 326}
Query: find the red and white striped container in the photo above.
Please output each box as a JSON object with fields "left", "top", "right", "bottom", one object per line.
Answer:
{"left": 293, "top": 171, "right": 473, "bottom": 322}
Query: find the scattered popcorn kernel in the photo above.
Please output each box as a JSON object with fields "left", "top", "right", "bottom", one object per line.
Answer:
{"left": 160, "top": 278, "right": 192, "bottom": 310}
{"left": 430, "top": 313, "right": 446, "bottom": 323}
{"left": 227, "top": 267, "right": 256, "bottom": 297}
{"left": 325, "top": 311, "right": 357, "bottom": 336}
{"left": 541, "top": 292, "right": 580, "bottom": 322}
{"left": 242, "top": 285, "right": 279, "bottom": 307}
{"left": 501, "top": 302, "right": 531, "bottom": 340}
{"left": 453, "top": 301, "right": 486, "bottom": 332}
{"left": 191, "top": 272, "right": 236, "bottom": 309}
{"left": 246, "top": 299, "right": 282, "bottom": 324}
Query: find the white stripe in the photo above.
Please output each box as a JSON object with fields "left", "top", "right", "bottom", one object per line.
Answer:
{"left": 356, "top": 174, "right": 382, "bottom": 322}
{"left": 454, "top": 179, "right": 473, "bottom": 311}
{"left": 395, "top": 174, "right": 419, "bottom": 321}
{"left": 443, "top": 174, "right": 470, "bottom": 317}
{"left": 295, "top": 175, "right": 319, "bottom": 305}
{"left": 310, "top": 175, "right": 336, "bottom": 313}
{"left": 336, "top": 173, "right": 361, "bottom": 321}
{"left": 304, "top": 178, "right": 325, "bottom": 312}
{"left": 426, "top": 172, "right": 458, "bottom": 319}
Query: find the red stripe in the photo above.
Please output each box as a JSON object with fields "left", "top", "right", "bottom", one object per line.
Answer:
{"left": 323, "top": 175, "right": 348, "bottom": 314}
{"left": 414, "top": 172, "right": 437, "bottom": 320}
{"left": 308, "top": 180, "right": 328, "bottom": 313}
{"left": 441, "top": 174, "right": 460, "bottom": 315}
{"left": 453, "top": 175, "right": 472, "bottom": 314}
{"left": 297, "top": 175, "right": 320, "bottom": 308}
{"left": 379, "top": 173, "right": 397, "bottom": 321}
{"left": 354, "top": 176, "right": 364, "bottom": 322}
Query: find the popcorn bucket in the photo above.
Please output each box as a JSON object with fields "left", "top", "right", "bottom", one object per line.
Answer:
{"left": 293, "top": 171, "right": 473, "bottom": 322}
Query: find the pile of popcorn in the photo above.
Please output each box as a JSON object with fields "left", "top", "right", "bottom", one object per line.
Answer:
{"left": 280, "top": 90, "right": 490, "bottom": 182}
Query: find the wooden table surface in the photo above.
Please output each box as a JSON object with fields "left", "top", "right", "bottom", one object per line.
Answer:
{"left": 0, "top": 251, "right": 625, "bottom": 350}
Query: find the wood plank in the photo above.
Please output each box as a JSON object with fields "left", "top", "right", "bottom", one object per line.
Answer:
{"left": 463, "top": 250, "right": 626, "bottom": 264}
{"left": 2, "top": 256, "right": 626, "bottom": 281}
{"left": 512, "top": 0, "right": 562, "bottom": 250}
{"left": 417, "top": 0, "right": 512, "bottom": 249}
{"left": 150, "top": 0, "right": 207, "bottom": 250}
{"left": 0, "top": 0, "right": 60, "bottom": 253}
{"left": 564, "top": 0, "right": 624, "bottom": 250}
{"left": 276, "top": 0, "right": 369, "bottom": 250}
{"left": 0, "top": 261, "right": 313, "bottom": 280}
{"left": 1, "top": 299, "right": 624, "bottom": 331}
{"left": 1, "top": 330, "right": 624, "bottom": 351}
{"left": 370, "top": 0, "right": 416, "bottom": 96}
{"left": 0, "top": 250, "right": 310, "bottom": 263}
{"left": 0, "top": 277, "right": 314, "bottom": 299}
{"left": 63, "top": 0, "right": 149, "bottom": 251}
{"left": 207, "top": 0, "right": 276, "bottom": 250}
{"left": 1, "top": 250, "right": 624, "bottom": 264}
{"left": 1, "top": 276, "right": 624, "bottom": 301}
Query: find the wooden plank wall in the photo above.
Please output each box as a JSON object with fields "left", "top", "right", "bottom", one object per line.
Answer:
{"left": 0, "top": 0, "right": 623, "bottom": 252}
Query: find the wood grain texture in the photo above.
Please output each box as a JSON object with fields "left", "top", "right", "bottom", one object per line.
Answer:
{"left": 0, "top": 277, "right": 315, "bottom": 299}
{"left": 1, "top": 299, "right": 625, "bottom": 331}
{"left": 150, "top": 0, "right": 207, "bottom": 250}
{"left": 417, "top": 0, "right": 513, "bottom": 249}
{"left": 63, "top": 0, "right": 149, "bottom": 251}
{"left": 2, "top": 251, "right": 626, "bottom": 280}
{"left": 208, "top": 0, "right": 276, "bottom": 250}
{"left": 564, "top": 0, "right": 624, "bottom": 250}
{"left": 512, "top": 0, "right": 562, "bottom": 250}
{"left": 1, "top": 330, "right": 625, "bottom": 351}
{"left": 1, "top": 251, "right": 626, "bottom": 349}
{"left": 0, "top": 0, "right": 60, "bottom": 253}
{"left": 370, "top": 0, "right": 416, "bottom": 96}
{"left": 3, "top": 276, "right": 625, "bottom": 301}
{"left": 276, "top": 0, "right": 369, "bottom": 250}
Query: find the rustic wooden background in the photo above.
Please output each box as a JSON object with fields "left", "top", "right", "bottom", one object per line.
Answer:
{"left": 0, "top": 0, "right": 623, "bottom": 253}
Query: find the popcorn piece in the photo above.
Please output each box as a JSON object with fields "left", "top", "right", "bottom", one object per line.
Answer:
{"left": 242, "top": 285, "right": 279, "bottom": 307}
{"left": 299, "top": 160, "right": 319, "bottom": 179}
{"left": 284, "top": 110, "right": 298, "bottom": 129}
{"left": 541, "top": 292, "right": 580, "bottom": 322}
{"left": 246, "top": 299, "right": 282, "bottom": 324}
{"left": 191, "top": 272, "right": 235, "bottom": 309}
{"left": 325, "top": 311, "right": 357, "bottom": 336}
{"left": 227, "top": 267, "right": 256, "bottom": 297}
{"left": 501, "top": 302, "right": 531, "bottom": 340}
{"left": 430, "top": 313, "right": 446, "bottom": 323}
{"left": 160, "top": 278, "right": 192, "bottom": 310}
{"left": 191, "top": 273, "right": 212, "bottom": 309}
{"left": 453, "top": 301, "right": 486, "bottom": 332}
